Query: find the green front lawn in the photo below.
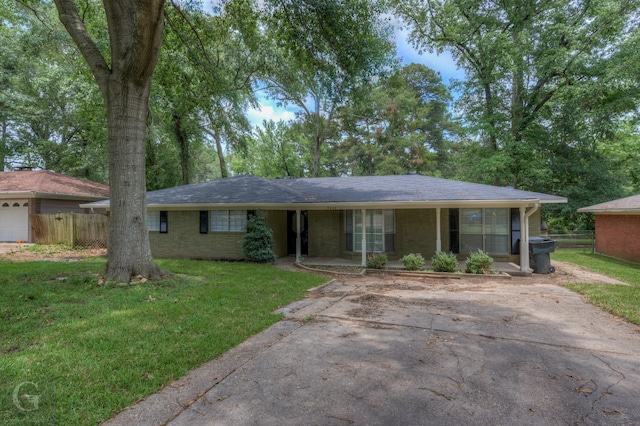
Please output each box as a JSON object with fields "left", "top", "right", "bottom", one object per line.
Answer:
{"left": 0, "top": 258, "right": 327, "bottom": 425}
{"left": 552, "top": 250, "right": 640, "bottom": 325}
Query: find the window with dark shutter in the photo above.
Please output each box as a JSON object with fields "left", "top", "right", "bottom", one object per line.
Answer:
{"left": 159, "top": 211, "right": 168, "bottom": 233}
{"left": 200, "top": 211, "right": 208, "bottom": 234}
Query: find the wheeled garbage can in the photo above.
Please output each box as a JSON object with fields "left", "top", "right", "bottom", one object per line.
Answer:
{"left": 528, "top": 237, "right": 556, "bottom": 274}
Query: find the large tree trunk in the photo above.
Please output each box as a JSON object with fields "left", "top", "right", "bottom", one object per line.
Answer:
{"left": 105, "top": 79, "right": 164, "bottom": 282}
{"left": 54, "top": 0, "right": 166, "bottom": 282}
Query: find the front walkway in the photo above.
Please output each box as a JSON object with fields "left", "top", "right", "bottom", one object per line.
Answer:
{"left": 279, "top": 256, "right": 529, "bottom": 276}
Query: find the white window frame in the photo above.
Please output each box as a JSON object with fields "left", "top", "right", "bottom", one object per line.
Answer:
{"left": 209, "top": 210, "right": 247, "bottom": 232}
{"left": 459, "top": 208, "right": 510, "bottom": 254}
{"left": 147, "top": 211, "right": 160, "bottom": 231}
{"left": 346, "top": 209, "right": 395, "bottom": 253}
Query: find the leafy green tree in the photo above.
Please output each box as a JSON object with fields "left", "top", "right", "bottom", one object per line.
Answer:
{"left": 335, "top": 63, "right": 456, "bottom": 176}
{"left": 392, "top": 0, "right": 640, "bottom": 189}
{"left": 231, "top": 120, "right": 306, "bottom": 178}
{"left": 260, "top": 0, "right": 395, "bottom": 177}
{"left": 0, "top": 2, "right": 107, "bottom": 180}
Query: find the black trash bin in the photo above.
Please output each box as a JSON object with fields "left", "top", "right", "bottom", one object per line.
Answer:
{"left": 528, "top": 237, "right": 556, "bottom": 274}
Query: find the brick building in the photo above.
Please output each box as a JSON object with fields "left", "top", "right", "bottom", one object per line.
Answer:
{"left": 83, "top": 175, "right": 567, "bottom": 273}
{"left": 578, "top": 194, "right": 640, "bottom": 264}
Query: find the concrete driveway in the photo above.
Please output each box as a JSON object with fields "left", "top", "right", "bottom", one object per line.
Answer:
{"left": 106, "top": 264, "right": 640, "bottom": 425}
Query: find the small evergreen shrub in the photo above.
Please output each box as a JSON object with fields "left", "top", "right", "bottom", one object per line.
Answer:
{"left": 431, "top": 251, "right": 458, "bottom": 273}
{"left": 366, "top": 253, "right": 387, "bottom": 269}
{"left": 242, "top": 214, "right": 277, "bottom": 263}
{"left": 465, "top": 250, "right": 494, "bottom": 274}
{"left": 400, "top": 253, "right": 425, "bottom": 271}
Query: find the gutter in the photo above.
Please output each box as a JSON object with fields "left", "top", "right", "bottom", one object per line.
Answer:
{"left": 80, "top": 199, "right": 555, "bottom": 212}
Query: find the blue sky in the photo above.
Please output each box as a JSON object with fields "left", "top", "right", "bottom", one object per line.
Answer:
{"left": 247, "top": 28, "right": 466, "bottom": 126}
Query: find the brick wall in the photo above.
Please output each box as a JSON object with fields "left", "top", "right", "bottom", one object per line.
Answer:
{"left": 396, "top": 209, "right": 436, "bottom": 259}
{"left": 308, "top": 210, "right": 341, "bottom": 257}
{"left": 150, "top": 210, "right": 286, "bottom": 260}
{"left": 267, "top": 210, "right": 288, "bottom": 258}
{"left": 595, "top": 214, "right": 640, "bottom": 264}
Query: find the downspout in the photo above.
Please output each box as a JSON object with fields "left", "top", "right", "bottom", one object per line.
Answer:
{"left": 520, "top": 203, "right": 539, "bottom": 272}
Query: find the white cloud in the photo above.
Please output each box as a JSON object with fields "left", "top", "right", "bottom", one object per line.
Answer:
{"left": 247, "top": 104, "right": 296, "bottom": 127}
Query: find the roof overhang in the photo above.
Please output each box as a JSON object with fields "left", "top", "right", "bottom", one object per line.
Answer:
{"left": 577, "top": 209, "right": 640, "bottom": 215}
{"left": 1, "top": 191, "right": 109, "bottom": 201}
{"left": 82, "top": 198, "right": 563, "bottom": 212}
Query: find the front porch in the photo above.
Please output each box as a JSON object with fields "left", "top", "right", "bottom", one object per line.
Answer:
{"left": 278, "top": 256, "right": 530, "bottom": 276}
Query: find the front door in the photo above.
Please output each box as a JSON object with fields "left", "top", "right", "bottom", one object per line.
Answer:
{"left": 287, "top": 210, "right": 308, "bottom": 255}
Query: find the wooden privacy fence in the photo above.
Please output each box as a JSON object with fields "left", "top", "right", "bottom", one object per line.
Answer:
{"left": 30, "top": 213, "right": 108, "bottom": 249}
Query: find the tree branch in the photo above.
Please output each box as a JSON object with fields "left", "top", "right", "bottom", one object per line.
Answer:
{"left": 53, "top": 0, "right": 110, "bottom": 90}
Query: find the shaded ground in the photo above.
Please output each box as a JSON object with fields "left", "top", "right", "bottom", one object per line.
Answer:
{"left": 106, "top": 263, "right": 640, "bottom": 426}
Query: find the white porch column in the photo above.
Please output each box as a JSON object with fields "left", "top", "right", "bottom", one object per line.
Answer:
{"left": 436, "top": 207, "right": 442, "bottom": 252}
{"left": 519, "top": 207, "right": 528, "bottom": 272}
{"left": 520, "top": 204, "right": 539, "bottom": 272}
{"left": 361, "top": 208, "right": 367, "bottom": 267}
{"left": 295, "top": 209, "right": 302, "bottom": 261}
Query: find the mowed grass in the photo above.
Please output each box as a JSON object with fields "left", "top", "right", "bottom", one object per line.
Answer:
{"left": 0, "top": 258, "right": 327, "bottom": 425}
{"left": 552, "top": 250, "right": 640, "bottom": 325}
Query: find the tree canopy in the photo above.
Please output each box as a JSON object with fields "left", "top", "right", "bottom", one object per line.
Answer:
{"left": 2, "top": 0, "right": 639, "bottom": 241}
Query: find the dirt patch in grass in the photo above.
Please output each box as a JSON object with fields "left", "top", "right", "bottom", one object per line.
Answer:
{"left": 0, "top": 244, "right": 106, "bottom": 262}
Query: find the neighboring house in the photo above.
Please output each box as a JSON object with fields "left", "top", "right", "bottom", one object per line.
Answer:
{"left": 83, "top": 174, "right": 566, "bottom": 272}
{"left": 0, "top": 170, "right": 110, "bottom": 242}
{"left": 578, "top": 194, "right": 640, "bottom": 264}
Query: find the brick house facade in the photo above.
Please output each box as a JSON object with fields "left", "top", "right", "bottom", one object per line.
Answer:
{"left": 85, "top": 175, "right": 565, "bottom": 273}
{"left": 579, "top": 195, "right": 640, "bottom": 264}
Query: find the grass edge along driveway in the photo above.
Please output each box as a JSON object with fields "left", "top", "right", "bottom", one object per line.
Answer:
{"left": 553, "top": 250, "right": 640, "bottom": 326}
{"left": 0, "top": 258, "right": 327, "bottom": 425}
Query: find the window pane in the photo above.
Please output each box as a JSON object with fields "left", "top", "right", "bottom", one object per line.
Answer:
{"left": 147, "top": 211, "right": 160, "bottom": 231}
{"left": 229, "top": 210, "right": 247, "bottom": 231}
{"left": 210, "top": 211, "right": 228, "bottom": 231}
{"left": 486, "top": 235, "right": 509, "bottom": 254}
{"left": 460, "top": 208, "right": 482, "bottom": 234}
{"left": 460, "top": 234, "right": 483, "bottom": 253}
{"left": 484, "top": 208, "right": 509, "bottom": 235}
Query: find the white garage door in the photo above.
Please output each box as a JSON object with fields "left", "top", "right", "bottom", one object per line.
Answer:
{"left": 0, "top": 201, "right": 29, "bottom": 242}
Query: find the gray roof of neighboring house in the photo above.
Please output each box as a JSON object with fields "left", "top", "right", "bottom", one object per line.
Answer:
{"left": 577, "top": 194, "right": 640, "bottom": 213}
{"left": 83, "top": 174, "right": 567, "bottom": 209}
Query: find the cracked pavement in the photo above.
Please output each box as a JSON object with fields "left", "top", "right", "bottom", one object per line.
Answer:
{"left": 106, "top": 266, "right": 640, "bottom": 425}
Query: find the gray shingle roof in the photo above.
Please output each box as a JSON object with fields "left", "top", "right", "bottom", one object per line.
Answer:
{"left": 145, "top": 175, "right": 307, "bottom": 204}
{"left": 577, "top": 194, "right": 640, "bottom": 213}
{"left": 83, "top": 174, "right": 566, "bottom": 209}
{"left": 87, "top": 175, "right": 567, "bottom": 208}
{"left": 276, "top": 175, "right": 566, "bottom": 203}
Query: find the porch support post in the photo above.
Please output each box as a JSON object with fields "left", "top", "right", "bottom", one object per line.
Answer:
{"left": 361, "top": 208, "right": 367, "bottom": 267}
{"left": 296, "top": 209, "right": 302, "bottom": 261}
{"left": 519, "top": 207, "right": 528, "bottom": 272}
{"left": 436, "top": 207, "right": 442, "bottom": 252}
